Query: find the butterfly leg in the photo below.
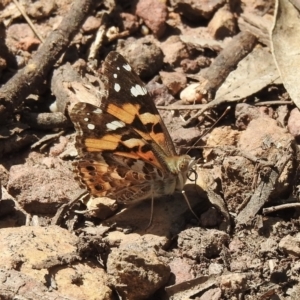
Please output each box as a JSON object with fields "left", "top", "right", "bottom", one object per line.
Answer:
{"left": 146, "top": 185, "right": 155, "bottom": 229}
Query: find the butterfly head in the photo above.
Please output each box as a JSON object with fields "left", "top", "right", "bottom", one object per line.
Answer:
{"left": 165, "top": 155, "right": 196, "bottom": 191}
{"left": 177, "top": 155, "right": 196, "bottom": 191}
{"left": 178, "top": 154, "right": 194, "bottom": 171}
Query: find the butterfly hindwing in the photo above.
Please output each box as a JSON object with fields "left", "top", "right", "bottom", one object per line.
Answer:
{"left": 75, "top": 158, "right": 156, "bottom": 203}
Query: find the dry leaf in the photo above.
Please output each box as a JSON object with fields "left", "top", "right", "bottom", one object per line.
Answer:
{"left": 215, "top": 47, "right": 280, "bottom": 101}
{"left": 271, "top": 0, "right": 300, "bottom": 109}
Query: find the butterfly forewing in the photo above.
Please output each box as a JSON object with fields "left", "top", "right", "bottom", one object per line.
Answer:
{"left": 102, "top": 52, "right": 177, "bottom": 157}
{"left": 71, "top": 102, "right": 167, "bottom": 171}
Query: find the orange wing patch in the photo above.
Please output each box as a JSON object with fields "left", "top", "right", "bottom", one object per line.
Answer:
{"left": 107, "top": 103, "right": 139, "bottom": 124}
{"left": 84, "top": 133, "right": 163, "bottom": 170}
{"left": 107, "top": 102, "right": 167, "bottom": 152}
{"left": 85, "top": 135, "right": 121, "bottom": 151}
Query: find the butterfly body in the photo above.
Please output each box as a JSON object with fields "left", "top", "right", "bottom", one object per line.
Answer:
{"left": 70, "top": 52, "right": 194, "bottom": 204}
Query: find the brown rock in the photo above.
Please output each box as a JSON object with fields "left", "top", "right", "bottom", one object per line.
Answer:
{"left": 240, "top": 0, "right": 274, "bottom": 14}
{"left": 0, "top": 226, "right": 112, "bottom": 299}
{"left": 161, "top": 36, "right": 190, "bottom": 66}
{"left": 220, "top": 273, "right": 248, "bottom": 293}
{"left": 104, "top": 232, "right": 170, "bottom": 250}
{"left": 82, "top": 16, "right": 101, "bottom": 33}
{"left": 83, "top": 196, "right": 118, "bottom": 219}
{"left": 260, "top": 237, "right": 278, "bottom": 255}
{"left": 239, "top": 117, "right": 293, "bottom": 158}
{"left": 230, "top": 259, "right": 248, "bottom": 272}
{"left": 167, "top": 11, "right": 182, "bottom": 28}
{"left": 0, "top": 226, "right": 78, "bottom": 281}
{"left": 235, "top": 103, "right": 266, "bottom": 130}
{"left": 159, "top": 70, "right": 187, "bottom": 95}
{"left": 209, "top": 263, "right": 224, "bottom": 275}
{"left": 54, "top": 261, "right": 112, "bottom": 300}
{"left": 146, "top": 81, "right": 176, "bottom": 106}
{"left": 7, "top": 23, "right": 35, "bottom": 49}
{"left": 196, "top": 56, "right": 212, "bottom": 68}
{"left": 181, "top": 58, "right": 202, "bottom": 73}
{"left": 177, "top": 228, "right": 230, "bottom": 260}
{"left": 287, "top": 108, "right": 300, "bottom": 139}
{"left": 279, "top": 234, "right": 300, "bottom": 257}
{"left": 7, "top": 156, "right": 82, "bottom": 214}
{"left": 170, "top": 0, "right": 226, "bottom": 21}
{"left": 26, "top": 0, "right": 56, "bottom": 20}
{"left": 208, "top": 5, "right": 237, "bottom": 39}
{"left": 238, "top": 117, "right": 294, "bottom": 195}
{"left": 17, "top": 37, "right": 40, "bottom": 52}
{"left": 136, "top": 0, "right": 167, "bottom": 38}
{"left": 168, "top": 258, "right": 193, "bottom": 284}
{"left": 119, "top": 12, "right": 139, "bottom": 33}
{"left": 203, "top": 126, "right": 240, "bottom": 161}
{"left": 107, "top": 245, "right": 170, "bottom": 299}
{"left": 200, "top": 288, "right": 222, "bottom": 300}
{"left": 228, "top": 238, "right": 244, "bottom": 253}
{"left": 0, "top": 268, "right": 75, "bottom": 300}
{"left": 171, "top": 126, "right": 202, "bottom": 148}
{"left": 49, "top": 136, "right": 69, "bottom": 157}
{"left": 117, "top": 37, "right": 164, "bottom": 79}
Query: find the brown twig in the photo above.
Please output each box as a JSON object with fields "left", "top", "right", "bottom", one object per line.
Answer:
{"left": 0, "top": 130, "right": 38, "bottom": 157}
{"left": 21, "top": 112, "right": 73, "bottom": 130}
{"left": 184, "top": 31, "right": 257, "bottom": 127}
{"left": 263, "top": 203, "right": 300, "bottom": 214}
{"left": 157, "top": 103, "right": 205, "bottom": 110}
{"left": 197, "top": 31, "right": 257, "bottom": 99}
{"left": 51, "top": 191, "right": 88, "bottom": 226}
{"left": 236, "top": 153, "right": 293, "bottom": 226}
{"left": 12, "top": 0, "right": 45, "bottom": 42}
{"left": 254, "top": 100, "right": 293, "bottom": 106}
{"left": 0, "top": 0, "right": 94, "bottom": 123}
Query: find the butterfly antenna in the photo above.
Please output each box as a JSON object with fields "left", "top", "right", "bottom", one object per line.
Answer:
{"left": 182, "top": 190, "right": 200, "bottom": 222}
{"left": 186, "top": 106, "right": 231, "bottom": 155}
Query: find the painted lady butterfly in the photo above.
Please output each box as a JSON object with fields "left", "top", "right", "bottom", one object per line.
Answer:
{"left": 70, "top": 52, "right": 195, "bottom": 204}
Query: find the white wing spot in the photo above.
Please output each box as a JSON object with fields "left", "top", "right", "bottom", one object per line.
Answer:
{"left": 117, "top": 67, "right": 120, "bottom": 70}
{"left": 84, "top": 117, "right": 89, "bottom": 122}
{"left": 113, "top": 73, "right": 117, "bottom": 78}
{"left": 114, "top": 83, "right": 121, "bottom": 92}
{"left": 87, "top": 123, "right": 95, "bottom": 130}
{"left": 130, "top": 84, "right": 147, "bottom": 97}
{"left": 93, "top": 108, "right": 102, "bottom": 114}
{"left": 123, "top": 63, "right": 132, "bottom": 71}
{"left": 106, "top": 120, "right": 126, "bottom": 130}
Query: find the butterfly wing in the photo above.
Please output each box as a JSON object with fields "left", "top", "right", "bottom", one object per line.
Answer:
{"left": 70, "top": 102, "right": 173, "bottom": 202}
{"left": 101, "top": 51, "right": 177, "bottom": 157}
{"left": 69, "top": 52, "right": 192, "bottom": 203}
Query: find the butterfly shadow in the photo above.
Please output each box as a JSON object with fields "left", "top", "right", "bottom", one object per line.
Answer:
{"left": 102, "top": 186, "right": 211, "bottom": 237}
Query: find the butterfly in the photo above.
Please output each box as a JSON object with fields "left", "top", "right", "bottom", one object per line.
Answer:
{"left": 69, "top": 51, "right": 195, "bottom": 205}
